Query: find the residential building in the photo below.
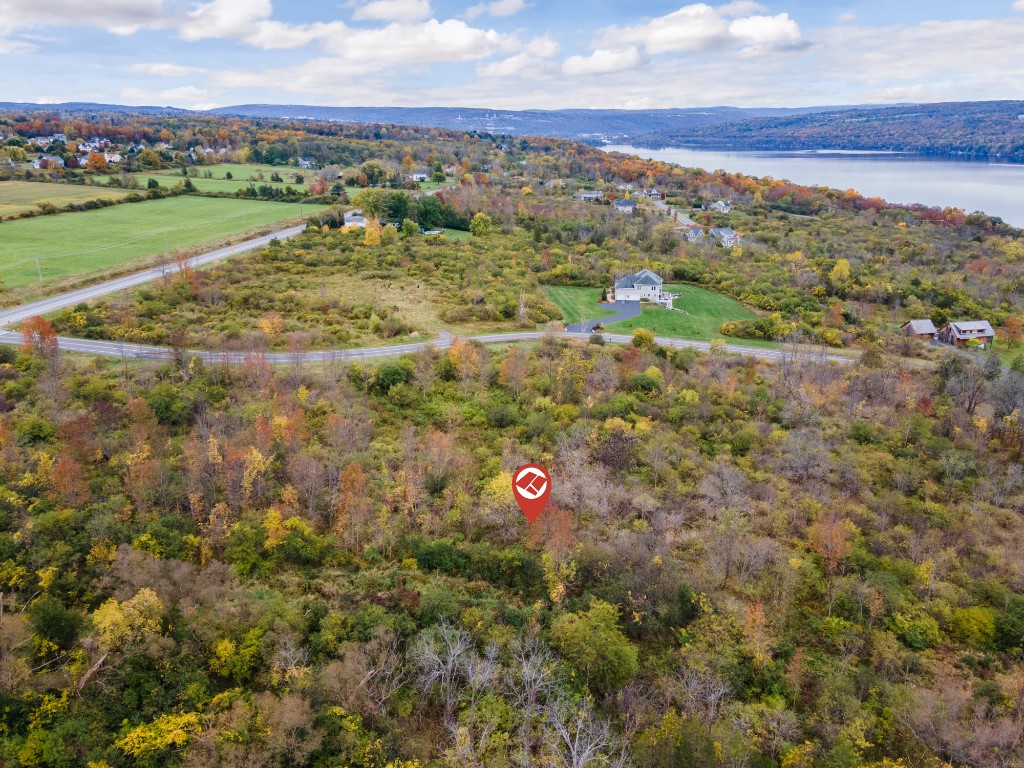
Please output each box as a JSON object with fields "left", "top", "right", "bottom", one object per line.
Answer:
{"left": 614, "top": 198, "right": 637, "bottom": 214}
{"left": 298, "top": 157, "right": 317, "bottom": 169}
{"left": 900, "top": 319, "right": 938, "bottom": 339}
{"left": 937, "top": 320, "right": 995, "bottom": 348}
{"left": 31, "top": 155, "right": 65, "bottom": 169}
{"left": 709, "top": 227, "right": 739, "bottom": 247}
{"left": 686, "top": 228, "right": 705, "bottom": 243}
{"left": 407, "top": 172, "right": 429, "bottom": 182}
{"left": 609, "top": 269, "right": 678, "bottom": 308}
{"left": 708, "top": 200, "right": 732, "bottom": 213}
{"left": 572, "top": 190, "right": 604, "bottom": 202}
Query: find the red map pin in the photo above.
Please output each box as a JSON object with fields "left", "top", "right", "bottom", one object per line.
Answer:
{"left": 512, "top": 464, "right": 552, "bottom": 523}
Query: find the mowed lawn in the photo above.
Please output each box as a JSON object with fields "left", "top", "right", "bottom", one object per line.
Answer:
{"left": 0, "top": 180, "right": 131, "bottom": 219}
{"left": 545, "top": 286, "right": 604, "bottom": 325}
{"left": 546, "top": 283, "right": 764, "bottom": 343}
{"left": 0, "top": 196, "right": 322, "bottom": 287}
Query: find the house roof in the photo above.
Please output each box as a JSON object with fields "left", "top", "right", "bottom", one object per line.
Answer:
{"left": 946, "top": 320, "right": 995, "bottom": 337}
{"left": 902, "top": 319, "right": 937, "bottom": 335}
{"left": 710, "top": 227, "right": 736, "bottom": 237}
{"left": 614, "top": 199, "right": 637, "bottom": 209}
{"left": 616, "top": 269, "right": 663, "bottom": 289}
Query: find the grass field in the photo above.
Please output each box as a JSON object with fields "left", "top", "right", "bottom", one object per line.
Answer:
{"left": 0, "top": 180, "right": 131, "bottom": 219}
{"left": 545, "top": 283, "right": 766, "bottom": 343}
{"left": 442, "top": 229, "right": 472, "bottom": 241}
{"left": 544, "top": 286, "right": 604, "bottom": 325}
{"left": 0, "top": 196, "right": 324, "bottom": 288}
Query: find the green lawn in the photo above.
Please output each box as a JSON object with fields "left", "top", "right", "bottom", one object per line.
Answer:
{"left": 546, "top": 283, "right": 769, "bottom": 344}
{"left": 0, "top": 180, "right": 131, "bottom": 219}
{"left": 441, "top": 229, "right": 472, "bottom": 241}
{"left": 545, "top": 286, "right": 604, "bottom": 325}
{"left": 0, "top": 196, "right": 324, "bottom": 288}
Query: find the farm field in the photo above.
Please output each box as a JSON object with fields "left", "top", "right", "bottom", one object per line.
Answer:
{"left": 0, "top": 180, "right": 131, "bottom": 219}
{"left": 546, "top": 283, "right": 767, "bottom": 343}
{"left": 0, "top": 196, "right": 324, "bottom": 288}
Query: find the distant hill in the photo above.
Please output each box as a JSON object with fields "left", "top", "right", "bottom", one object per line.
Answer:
{"left": 0, "top": 101, "right": 878, "bottom": 142}
{"left": 636, "top": 100, "right": 1024, "bottom": 162}
{"left": 201, "top": 104, "right": 873, "bottom": 142}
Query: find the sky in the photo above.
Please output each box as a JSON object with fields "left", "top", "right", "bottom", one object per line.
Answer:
{"left": 2, "top": 0, "right": 1024, "bottom": 110}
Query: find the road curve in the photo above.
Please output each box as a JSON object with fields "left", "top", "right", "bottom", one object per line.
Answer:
{"left": 0, "top": 224, "right": 308, "bottom": 328}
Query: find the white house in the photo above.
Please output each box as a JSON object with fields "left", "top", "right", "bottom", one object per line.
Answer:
{"left": 610, "top": 269, "right": 678, "bottom": 308}
{"left": 407, "top": 172, "right": 429, "bottom": 182}
{"left": 298, "top": 157, "right": 317, "bottom": 169}
{"left": 686, "top": 228, "right": 705, "bottom": 243}
{"left": 709, "top": 227, "right": 739, "bottom": 247}
{"left": 572, "top": 190, "right": 604, "bottom": 202}
{"left": 614, "top": 198, "right": 637, "bottom": 214}
{"left": 31, "top": 155, "right": 65, "bottom": 169}
{"left": 708, "top": 200, "right": 732, "bottom": 213}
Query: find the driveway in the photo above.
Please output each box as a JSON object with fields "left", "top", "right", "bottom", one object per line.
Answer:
{"left": 566, "top": 300, "right": 642, "bottom": 333}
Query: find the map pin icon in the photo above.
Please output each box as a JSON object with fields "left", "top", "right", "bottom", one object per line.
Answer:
{"left": 512, "top": 464, "right": 552, "bottom": 523}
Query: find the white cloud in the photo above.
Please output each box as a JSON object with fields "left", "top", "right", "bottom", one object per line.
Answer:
{"left": 594, "top": 2, "right": 801, "bottom": 54}
{"left": 465, "top": 0, "right": 530, "bottom": 20}
{"left": 129, "top": 62, "right": 203, "bottom": 77}
{"left": 352, "top": 0, "right": 432, "bottom": 22}
{"left": 178, "top": 0, "right": 345, "bottom": 49}
{"left": 1014, "top": 0, "right": 1024, "bottom": 11}
{"left": 477, "top": 35, "right": 557, "bottom": 77}
{"left": 0, "top": 0, "right": 166, "bottom": 36}
{"left": 728, "top": 13, "right": 800, "bottom": 47}
{"left": 837, "top": 11, "right": 857, "bottom": 22}
{"left": 325, "top": 19, "right": 513, "bottom": 62}
{"left": 0, "top": 37, "right": 36, "bottom": 53}
{"left": 562, "top": 46, "right": 644, "bottom": 76}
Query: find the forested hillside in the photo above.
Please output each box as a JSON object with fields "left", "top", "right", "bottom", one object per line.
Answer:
{"left": 638, "top": 101, "right": 1024, "bottom": 162}
{"left": 4, "top": 111, "right": 1024, "bottom": 768}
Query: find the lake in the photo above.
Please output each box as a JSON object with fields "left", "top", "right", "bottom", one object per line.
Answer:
{"left": 604, "top": 145, "right": 1024, "bottom": 227}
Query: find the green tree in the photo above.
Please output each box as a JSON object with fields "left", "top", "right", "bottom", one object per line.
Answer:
{"left": 469, "top": 212, "right": 492, "bottom": 237}
{"left": 401, "top": 218, "right": 419, "bottom": 238}
{"left": 550, "top": 599, "right": 638, "bottom": 693}
{"left": 632, "top": 328, "right": 656, "bottom": 351}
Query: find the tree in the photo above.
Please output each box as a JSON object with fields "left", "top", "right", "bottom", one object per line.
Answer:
{"left": 21, "top": 315, "right": 58, "bottom": 358}
{"left": 632, "top": 328, "right": 656, "bottom": 351}
{"left": 469, "top": 212, "right": 492, "bottom": 237}
{"left": 78, "top": 588, "right": 163, "bottom": 692}
{"left": 401, "top": 218, "right": 419, "bottom": 238}
{"left": 410, "top": 621, "right": 475, "bottom": 723}
{"left": 86, "top": 152, "right": 108, "bottom": 171}
{"left": 364, "top": 215, "right": 382, "bottom": 246}
{"left": 549, "top": 600, "right": 638, "bottom": 694}
{"left": 1005, "top": 316, "right": 1024, "bottom": 350}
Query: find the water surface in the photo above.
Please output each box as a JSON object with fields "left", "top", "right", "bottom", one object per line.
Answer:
{"left": 604, "top": 145, "right": 1024, "bottom": 227}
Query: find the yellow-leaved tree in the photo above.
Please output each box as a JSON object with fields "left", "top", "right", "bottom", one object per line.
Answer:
{"left": 77, "top": 588, "right": 163, "bottom": 692}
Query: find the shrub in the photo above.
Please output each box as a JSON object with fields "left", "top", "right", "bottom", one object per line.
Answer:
{"left": 549, "top": 599, "right": 639, "bottom": 693}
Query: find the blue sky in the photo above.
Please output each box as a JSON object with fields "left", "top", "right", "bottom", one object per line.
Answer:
{"left": 2, "top": 0, "right": 1024, "bottom": 109}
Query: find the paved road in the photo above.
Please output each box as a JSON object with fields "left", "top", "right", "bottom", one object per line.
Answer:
{"left": 0, "top": 327, "right": 851, "bottom": 365}
{"left": 0, "top": 224, "right": 308, "bottom": 328}
{"left": 566, "top": 301, "right": 642, "bottom": 333}
{"left": 652, "top": 198, "right": 698, "bottom": 227}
